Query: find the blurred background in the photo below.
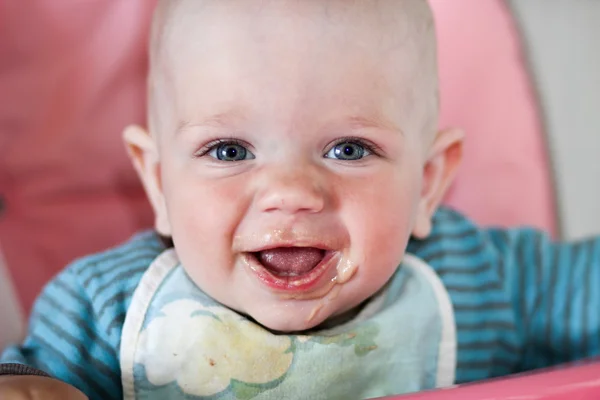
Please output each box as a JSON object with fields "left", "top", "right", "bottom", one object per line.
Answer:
{"left": 0, "top": 0, "right": 599, "bottom": 350}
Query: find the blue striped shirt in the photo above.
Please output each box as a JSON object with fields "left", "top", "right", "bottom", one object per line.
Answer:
{"left": 2, "top": 207, "right": 600, "bottom": 399}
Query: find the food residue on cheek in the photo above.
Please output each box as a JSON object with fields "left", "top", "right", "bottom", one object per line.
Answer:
{"left": 335, "top": 257, "right": 358, "bottom": 284}
{"left": 305, "top": 257, "right": 358, "bottom": 324}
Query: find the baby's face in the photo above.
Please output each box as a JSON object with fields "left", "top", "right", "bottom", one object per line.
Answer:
{"left": 132, "top": 0, "right": 456, "bottom": 332}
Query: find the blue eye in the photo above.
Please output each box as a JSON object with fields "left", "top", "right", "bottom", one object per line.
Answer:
{"left": 325, "top": 141, "right": 370, "bottom": 161}
{"left": 208, "top": 142, "right": 255, "bottom": 161}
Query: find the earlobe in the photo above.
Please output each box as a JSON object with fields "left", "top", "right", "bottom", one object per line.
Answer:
{"left": 123, "top": 125, "right": 172, "bottom": 236}
{"left": 412, "top": 128, "right": 464, "bottom": 239}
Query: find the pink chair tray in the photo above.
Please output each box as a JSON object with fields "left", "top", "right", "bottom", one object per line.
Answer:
{"left": 383, "top": 358, "right": 600, "bottom": 400}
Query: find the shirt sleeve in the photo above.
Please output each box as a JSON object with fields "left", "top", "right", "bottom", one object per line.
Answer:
{"left": 487, "top": 227, "right": 600, "bottom": 372}
{"left": 0, "top": 363, "right": 50, "bottom": 377}
{"left": 0, "top": 264, "right": 122, "bottom": 400}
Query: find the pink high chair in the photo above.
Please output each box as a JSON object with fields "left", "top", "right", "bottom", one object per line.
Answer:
{"left": 391, "top": 359, "right": 600, "bottom": 399}
{"left": 1, "top": 0, "right": 599, "bottom": 398}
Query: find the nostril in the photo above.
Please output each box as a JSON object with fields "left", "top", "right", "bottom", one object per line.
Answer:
{"left": 256, "top": 173, "right": 327, "bottom": 215}
{"left": 259, "top": 193, "right": 324, "bottom": 214}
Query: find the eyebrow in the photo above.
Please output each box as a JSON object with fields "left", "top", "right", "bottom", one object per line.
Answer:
{"left": 176, "top": 109, "right": 247, "bottom": 134}
{"left": 345, "top": 115, "right": 404, "bottom": 135}
{"left": 175, "top": 111, "right": 404, "bottom": 136}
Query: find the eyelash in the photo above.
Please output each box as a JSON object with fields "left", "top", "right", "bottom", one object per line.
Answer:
{"left": 326, "top": 136, "right": 383, "bottom": 158}
{"left": 194, "top": 136, "right": 383, "bottom": 158}
{"left": 194, "top": 138, "right": 250, "bottom": 158}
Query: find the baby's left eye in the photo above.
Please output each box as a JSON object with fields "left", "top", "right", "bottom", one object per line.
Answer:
{"left": 207, "top": 142, "right": 255, "bottom": 162}
{"left": 324, "top": 141, "right": 371, "bottom": 161}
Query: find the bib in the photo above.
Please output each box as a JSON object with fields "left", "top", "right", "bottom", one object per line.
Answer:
{"left": 120, "top": 250, "right": 456, "bottom": 399}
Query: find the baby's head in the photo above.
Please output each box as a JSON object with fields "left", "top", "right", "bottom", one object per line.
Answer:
{"left": 125, "top": 0, "right": 463, "bottom": 332}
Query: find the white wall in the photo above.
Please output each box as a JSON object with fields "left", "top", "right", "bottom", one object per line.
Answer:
{"left": 509, "top": 1, "right": 600, "bottom": 240}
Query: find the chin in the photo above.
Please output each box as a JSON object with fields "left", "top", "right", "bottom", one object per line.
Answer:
{"left": 249, "top": 307, "right": 330, "bottom": 334}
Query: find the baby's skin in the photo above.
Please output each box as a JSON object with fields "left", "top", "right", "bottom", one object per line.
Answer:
{"left": 0, "top": 375, "right": 87, "bottom": 399}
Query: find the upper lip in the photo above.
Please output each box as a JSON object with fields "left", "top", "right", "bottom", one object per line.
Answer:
{"left": 233, "top": 230, "right": 345, "bottom": 253}
{"left": 242, "top": 241, "right": 334, "bottom": 254}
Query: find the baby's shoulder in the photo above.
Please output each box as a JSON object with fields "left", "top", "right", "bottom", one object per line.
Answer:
{"left": 407, "top": 207, "right": 492, "bottom": 262}
{"left": 407, "top": 207, "right": 524, "bottom": 280}
{"left": 408, "top": 207, "right": 565, "bottom": 290}
{"left": 409, "top": 207, "right": 548, "bottom": 261}
{"left": 43, "top": 231, "right": 166, "bottom": 338}
{"left": 68, "top": 230, "right": 165, "bottom": 288}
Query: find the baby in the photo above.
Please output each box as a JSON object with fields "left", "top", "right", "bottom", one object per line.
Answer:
{"left": 1, "top": 0, "right": 600, "bottom": 399}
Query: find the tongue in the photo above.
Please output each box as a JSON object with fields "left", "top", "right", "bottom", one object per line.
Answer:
{"left": 257, "top": 247, "right": 325, "bottom": 276}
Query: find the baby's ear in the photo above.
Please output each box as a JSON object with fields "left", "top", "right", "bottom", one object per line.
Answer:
{"left": 412, "top": 128, "right": 464, "bottom": 239}
{"left": 123, "top": 125, "right": 172, "bottom": 236}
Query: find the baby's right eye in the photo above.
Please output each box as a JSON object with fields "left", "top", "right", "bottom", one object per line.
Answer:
{"left": 202, "top": 140, "right": 255, "bottom": 162}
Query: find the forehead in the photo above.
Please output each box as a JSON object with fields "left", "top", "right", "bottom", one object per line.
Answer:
{"left": 160, "top": 0, "right": 420, "bottom": 75}
{"left": 151, "top": 0, "right": 434, "bottom": 134}
{"left": 160, "top": 0, "right": 420, "bottom": 46}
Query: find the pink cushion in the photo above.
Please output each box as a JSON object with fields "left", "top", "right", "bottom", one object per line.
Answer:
{"left": 0, "top": 1, "right": 155, "bottom": 312}
{"left": 0, "top": 0, "right": 555, "bottom": 313}
{"left": 432, "top": 0, "right": 556, "bottom": 234}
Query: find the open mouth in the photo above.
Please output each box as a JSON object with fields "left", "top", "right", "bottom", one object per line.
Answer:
{"left": 255, "top": 247, "right": 325, "bottom": 276}
{"left": 243, "top": 247, "right": 337, "bottom": 291}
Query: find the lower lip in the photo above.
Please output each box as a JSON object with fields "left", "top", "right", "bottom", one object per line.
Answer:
{"left": 242, "top": 251, "right": 338, "bottom": 292}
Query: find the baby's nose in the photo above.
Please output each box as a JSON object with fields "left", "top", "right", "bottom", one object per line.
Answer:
{"left": 255, "top": 167, "right": 326, "bottom": 215}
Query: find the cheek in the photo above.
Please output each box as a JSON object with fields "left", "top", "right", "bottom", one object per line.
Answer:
{"left": 160, "top": 159, "right": 250, "bottom": 272}
{"left": 340, "top": 163, "right": 422, "bottom": 278}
